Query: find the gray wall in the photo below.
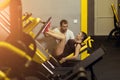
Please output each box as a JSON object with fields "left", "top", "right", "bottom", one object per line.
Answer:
{"left": 22, "top": 0, "right": 80, "bottom": 35}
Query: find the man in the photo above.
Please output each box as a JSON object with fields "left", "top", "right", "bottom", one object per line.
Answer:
{"left": 53, "top": 19, "right": 74, "bottom": 42}
{"left": 42, "top": 19, "right": 75, "bottom": 57}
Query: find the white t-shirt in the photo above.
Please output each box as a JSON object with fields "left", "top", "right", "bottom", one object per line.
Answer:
{"left": 53, "top": 28, "right": 74, "bottom": 42}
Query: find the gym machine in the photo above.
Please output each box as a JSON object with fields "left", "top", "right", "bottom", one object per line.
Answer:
{"left": 0, "top": 0, "right": 106, "bottom": 80}
{"left": 0, "top": 0, "right": 50, "bottom": 80}
{"left": 108, "top": 4, "right": 120, "bottom": 46}
{"left": 23, "top": 17, "right": 105, "bottom": 80}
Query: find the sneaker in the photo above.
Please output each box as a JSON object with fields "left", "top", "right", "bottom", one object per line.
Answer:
{"left": 41, "top": 20, "right": 51, "bottom": 33}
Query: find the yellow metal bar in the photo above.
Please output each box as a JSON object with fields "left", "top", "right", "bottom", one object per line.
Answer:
{"left": 80, "top": 51, "right": 90, "bottom": 60}
{"left": 29, "top": 31, "right": 36, "bottom": 38}
{"left": 23, "top": 17, "right": 41, "bottom": 33}
{"left": 0, "top": 0, "right": 10, "bottom": 10}
{"left": 0, "top": 70, "right": 10, "bottom": 80}
{"left": 111, "top": 4, "right": 119, "bottom": 23}
{"left": 22, "top": 12, "right": 32, "bottom": 21}
{"left": 0, "top": 42, "right": 32, "bottom": 61}
{"left": 22, "top": 16, "right": 49, "bottom": 63}
{"left": 80, "top": 0, "right": 90, "bottom": 60}
{"left": 81, "top": 0, "right": 88, "bottom": 34}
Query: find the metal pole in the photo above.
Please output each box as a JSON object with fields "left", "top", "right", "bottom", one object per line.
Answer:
{"left": 9, "top": 0, "right": 22, "bottom": 40}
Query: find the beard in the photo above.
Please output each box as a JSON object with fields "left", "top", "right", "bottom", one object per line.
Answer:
{"left": 60, "top": 29, "right": 67, "bottom": 33}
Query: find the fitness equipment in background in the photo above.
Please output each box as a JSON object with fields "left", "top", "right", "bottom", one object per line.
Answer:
{"left": 22, "top": 14, "right": 105, "bottom": 80}
{"left": 108, "top": 3, "right": 120, "bottom": 46}
{"left": 0, "top": 0, "right": 50, "bottom": 80}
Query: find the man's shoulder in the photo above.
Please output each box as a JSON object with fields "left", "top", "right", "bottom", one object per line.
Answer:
{"left": 53, "top": 27, "right": 59, "bottom": 31}
{"left": 67, "top": 29, "right": 74, "bottom": 33}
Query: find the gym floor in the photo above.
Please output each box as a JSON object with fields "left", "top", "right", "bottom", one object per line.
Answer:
{"left": 88, "top": 36, "right": 120, "bottom": 80}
